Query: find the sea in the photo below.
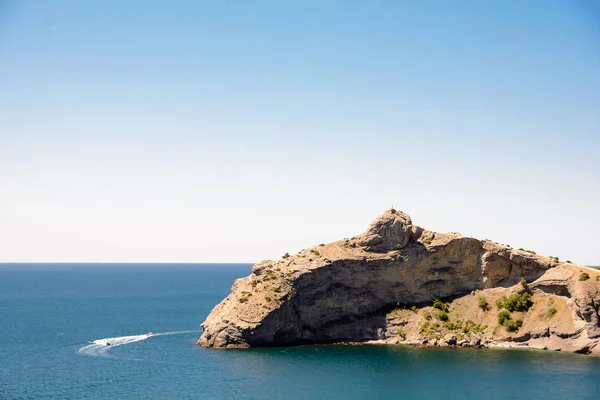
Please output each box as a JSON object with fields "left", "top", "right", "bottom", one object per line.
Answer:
{"left": 1, "top": 263, "right": 600, "bottom": 400}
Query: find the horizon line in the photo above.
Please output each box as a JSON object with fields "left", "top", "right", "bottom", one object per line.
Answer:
{"left": 0, "top": 262, "right": 598, "bottom": 268}
{"left": 0, "top": 261, "right": 255, "bottom": 265}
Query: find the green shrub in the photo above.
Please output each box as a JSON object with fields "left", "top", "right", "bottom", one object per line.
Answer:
{"left": 520, "top": 277, "right": 527, "bottom": 287}
{"left": 420, "top": 236, "right": 433, "bottom": 245}
{"left": 319, "top": 243, "right": 325, "bottom": 247}
{"left": 463, "top": 320, "right": 487, "bottom": 334}
{"left": 238, "top": 297, "right": 249, "bottom": 303}
{"left": 504, "top": 318, "right": 523, "bottom": 332}
{"left": 419, "top": 233, "right": 434, "bottom": 245}
{"left": 544, "top": 307, "right": 557, "bottom": 319}
{"left": 518, "top": 248, "right": 536, "bottom": 255}
{"left": 433, "top": 298, "right": 449, "bottom": 312}
{"left": 419, "top": 321, "right": 441, "bottom": 335}
{"left": 477, "top": 295, "right": 490, "bottom": 311}
{"left": 396, "top": 329, "right": 406, "bottom": 339}
{"left": 497, "top": 310, "right": 511, "bottom": 325}
{"left": 273, "top": 286, "right": 282, "bottom": 293}
{"left": 497, "top": 310, "right": 522, "bottom": 332}
{"left": 495, "top": 297, "right": 504, "bottom": 309}
{"left": 496, "top": 293, "right": 533, "bottom": 312}
{"left": 566, "top": 260, "right": 572, "bottom": 263}
{"left": 265, "top": 295, "right": 272, "bottom": 302}
{"left": 579, "top": 272, "right": 590, "bottom": 281}
{"left": 310, "top": 249, "right": 320, "bottom": 256}
{"left": 510, "top": 292, "right": 532, "bottom": 312}
{"left": 410, "top": 305, "right": 418, "bottom": 312}
{"left": 436, "top": 310, "right": 449, "bottom": 322}
{"left": 282, "top": 253, "right": 290, "bottom": 259}
{"left": 443, "top": 321, "right": 461, "bottom": 331}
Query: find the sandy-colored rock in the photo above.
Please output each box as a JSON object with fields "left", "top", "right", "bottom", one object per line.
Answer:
{"left": 355, "top": 209, "right": 412, "bottom": 251}
{"left": 198, "top": 209, "right": 600, "bottom": 355}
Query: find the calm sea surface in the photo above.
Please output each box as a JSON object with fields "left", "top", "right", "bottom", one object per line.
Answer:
{"left": 1, "top": 263, "right": 600, "bottom": 399}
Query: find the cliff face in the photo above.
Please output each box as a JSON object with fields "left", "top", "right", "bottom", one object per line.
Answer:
{"left": 198, "top": 210, "right": 600, "bottom": 354}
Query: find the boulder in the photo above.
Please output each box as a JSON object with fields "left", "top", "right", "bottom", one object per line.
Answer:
{"left": 355, "top": 209, "right": 413, "bottom": 251}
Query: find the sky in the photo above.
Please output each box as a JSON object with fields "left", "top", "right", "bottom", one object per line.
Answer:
{"left": 0, "top": 0, "right": 599, "bottom": 264}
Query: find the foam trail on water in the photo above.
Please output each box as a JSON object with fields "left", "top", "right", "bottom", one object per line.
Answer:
{"left": 77, "top": 330, "right": 201, "bottom": 358}
{"left": 78, "top": 334, "right": 150, "bottom": 358}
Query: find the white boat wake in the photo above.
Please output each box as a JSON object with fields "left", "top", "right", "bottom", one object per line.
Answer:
{"left": 77, "top": 330, "right": 200, "bottom": 358}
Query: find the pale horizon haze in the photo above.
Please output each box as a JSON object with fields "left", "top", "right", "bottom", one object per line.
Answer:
{"left": 1, "top": 1, "right": 599, "bottom": 265}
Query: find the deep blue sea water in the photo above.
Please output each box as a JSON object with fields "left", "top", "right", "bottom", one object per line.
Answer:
{"left": 2, "top": 263, "right": 600, "bottom": 400}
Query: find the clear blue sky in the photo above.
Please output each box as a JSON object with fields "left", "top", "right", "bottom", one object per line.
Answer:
{"left": 1, "top": 0, "right": 599, "bottom": 264}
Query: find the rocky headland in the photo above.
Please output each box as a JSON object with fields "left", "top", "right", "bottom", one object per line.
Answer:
{"left": 199, "top": 209, "right": 600, "bottom": 355}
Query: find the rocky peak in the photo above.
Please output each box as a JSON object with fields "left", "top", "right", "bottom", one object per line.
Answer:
{"left": 355, "top": 208, "right": 413, "bottom": 251}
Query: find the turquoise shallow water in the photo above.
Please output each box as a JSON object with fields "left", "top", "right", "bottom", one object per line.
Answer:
{"left": 1, "top": 263, "right": 600, "bottom": 400}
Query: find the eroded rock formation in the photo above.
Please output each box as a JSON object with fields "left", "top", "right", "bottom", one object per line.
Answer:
{"left": 198, "top": 209, "right": 600, "bottom": 355}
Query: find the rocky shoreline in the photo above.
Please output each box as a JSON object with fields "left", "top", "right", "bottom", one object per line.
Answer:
{"left": 198, "top": 209, "right": 600, "bottom": 356}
